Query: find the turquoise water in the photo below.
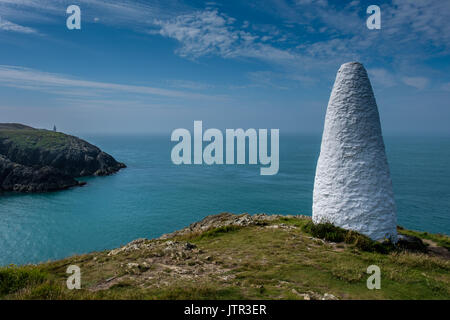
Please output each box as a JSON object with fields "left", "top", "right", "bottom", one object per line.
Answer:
{"left": 0, "top": 135, "right": 449, "bottom": 266}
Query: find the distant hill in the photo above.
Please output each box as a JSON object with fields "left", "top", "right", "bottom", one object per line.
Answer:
{"left": 0, "top": 123, "right": 35, "bottom": 130}
{"left": 0, "top": 123, "right": 126, "bottom": 193}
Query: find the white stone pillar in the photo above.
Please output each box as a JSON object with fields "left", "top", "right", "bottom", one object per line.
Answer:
{"left": 312, "top": 62, "right": 397, "bottom": 242}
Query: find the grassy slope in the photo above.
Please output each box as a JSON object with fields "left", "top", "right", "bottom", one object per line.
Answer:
{"left": 1, "top": 216, "right": 449, "bottom": 300}
{"left": 0, "top": 129, "right": 71, "bottom": 153}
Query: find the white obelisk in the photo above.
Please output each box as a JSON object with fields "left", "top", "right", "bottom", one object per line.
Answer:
{"left": 312, "top": 62, "right": 397, "bottom": 242}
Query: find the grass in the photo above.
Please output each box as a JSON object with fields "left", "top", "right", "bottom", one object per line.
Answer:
{"left": 0, "top": 129, "right": 75, "bottom": 153}
{"left": 302, "top": 221, "right": 396, "bottom": 253}
{"left": 195, "top": 225, "right": 242, "bottom": 240}
{"left": 0, "top": 265, "right": 47, "bottom": 296}
{"left": 0, "top": 216, "right": 448, "bottom": 300}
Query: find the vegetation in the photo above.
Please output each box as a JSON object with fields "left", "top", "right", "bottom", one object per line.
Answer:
{"left": 0, "top": 215, "right": 448, "bottom": 300}
{"left": 189, "top": 225, "right": 242, "bottom": 241}
{"left": 0, "top": 129, "right": 73, "bottom": 152}
{"left": 0, "top": 266, "right": 47, "bottom": 295}
{"left": 302, "top": 221, "right": 396, "bottom": 253}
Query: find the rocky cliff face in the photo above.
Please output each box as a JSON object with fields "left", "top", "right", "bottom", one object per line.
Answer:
{"left": 0, "top": 123, "right": 126, "bottom": 193}
{"left": 0, "top": 155, "right": 82, "bottom": 192}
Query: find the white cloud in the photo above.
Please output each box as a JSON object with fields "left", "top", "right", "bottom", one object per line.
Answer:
{"left": 295, "top": 0, "right": 328, "bottom": 6}
{"left": 441, "top": 83, "right": 450, "bottom": 92}
{"left": 1, "top": 0, "right": 449, "bottom": 92}
{"left": 368, "top": 68, "right": 397, "bottom": 88}
{"left": 166, "top": 79, "right": 214, "bottom": 90}
{"left": 246, "top": 71, "right": 289, "bottom": 90}
{"left": 402, "top": 76, "right": 429, "bottom": 90}
{"left": 347, "top": 1, "right": 359, "bottom": 8}
{"left": 246, "top": 69, "right": 316, "bottom": 90}
{"left": 153, "top": 9, "right": 299, "bottom": 67}
{"left": 299, "top": 37, "right": 361, "bottom": 62}
{"left": 258, "top": 0, "right": 450, "bottom": 62}
{"left": 384, "top": 0, "right": 450, "bottom": 52}
{"left": 0, "top": 65, "right": 216, "bottom": 100}
{"left": 154, "top": 9, "right": 238, "bottom": 58}
{"left": 0, "top": 0, "right": 187, "bottom": 30}
{"left": 0, "top": 17, "right": 37, "bottom": 34}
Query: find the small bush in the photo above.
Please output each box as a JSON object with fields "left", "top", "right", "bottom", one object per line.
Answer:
{"left": 302, "top": 222, "right": 346, "bottom": 242}
{"left": 198, "top": 225, "right": 241, "bottom": 240}
{"left": 0, "top": 266, "right": 47, "bottom": 296}
{"left": 302, "top": 221, "right": 395, "bottom": 254}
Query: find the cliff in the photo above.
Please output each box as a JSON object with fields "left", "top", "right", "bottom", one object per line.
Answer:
{"left": 0, "top": 123, "right": 126, "bottom": 192}
{"left": 0, "top": 213, "right": 448, "bottom": 300}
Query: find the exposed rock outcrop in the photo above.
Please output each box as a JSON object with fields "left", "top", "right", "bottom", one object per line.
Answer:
{"left": 396, "top": 234, "right": 427, "bottom": 252}
{"left": 159, "top": 212, "right": 308, "bottom": 239}
{"left": 0, "top": 155, "right": 83, "bottom": 192}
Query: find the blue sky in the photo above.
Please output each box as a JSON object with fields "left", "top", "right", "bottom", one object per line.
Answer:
{"left": 0, "top": 0, "right": 449, "bottom": 135}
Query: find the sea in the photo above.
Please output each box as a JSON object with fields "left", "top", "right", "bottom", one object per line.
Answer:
{"left": 1, "top": 134, "right": 449, "bottom": 266}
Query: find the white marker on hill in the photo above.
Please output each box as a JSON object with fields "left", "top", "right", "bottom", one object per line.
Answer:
{"left": 313, "top": 62, "right": 397, "bottom": 242}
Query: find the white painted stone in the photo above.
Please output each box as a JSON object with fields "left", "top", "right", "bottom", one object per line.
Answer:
{"left": 312, "top": 62, "right": 397, "bottom": 242}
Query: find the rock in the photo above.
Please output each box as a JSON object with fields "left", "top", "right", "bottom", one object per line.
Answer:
{"left": 291, "top": 288, "right": 308, "bottom": 299}
{"left": 127, "top": 262, "right": 139, "bottom": 269}
{"left": 291, "top": 288, "right": 335, "bottom": 300}
{"left": 313, "top": 62, "right": 397, "bottom": 242}
{"left": 128, "top": 238, "right": 148, "bottom": 246}
{"left": 108, "top": 238, "right": 150, "bottom": 256}
{"left": 300, "top": 293, "right": 310, "bottom": 300}
{"left": 397, "top": 234, "right": 427, "bottom": 252}
{"left": 108, "top": 248, "right": 122, "bottom": 256}
{"left": 159, "top": 212, "right": 309, "bottom": 239}
{"left": 0, "top": 155, "right": 82, "bottom": 192}
{"left": 0, "top": 123, "right": 125, "bottom": 193}
{"left": 105, "top": 276, "right": 117, "bottom": 282}
{"left": 183, "top": 242, "right": 197, "bottom": 250}
{"left": 322, "top": 293, "right": 338, "bottom": 300}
